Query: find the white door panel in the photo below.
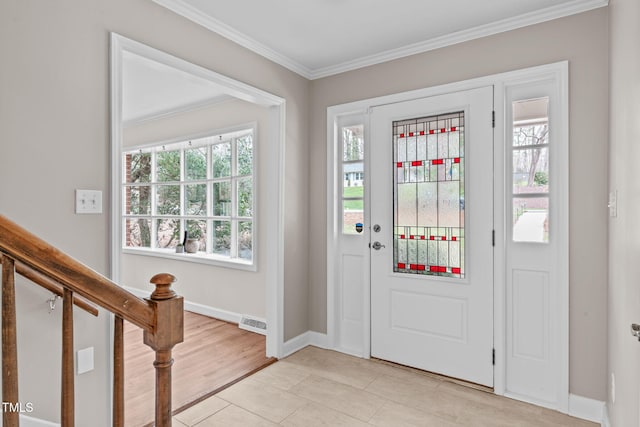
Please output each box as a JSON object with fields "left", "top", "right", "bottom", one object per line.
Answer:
{"left": 370, "top": 86, "right": 494, "bottom": 387}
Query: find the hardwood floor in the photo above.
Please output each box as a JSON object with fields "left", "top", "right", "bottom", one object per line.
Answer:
{"left": 124, "top": 311, "right": 276, "bottom": 427}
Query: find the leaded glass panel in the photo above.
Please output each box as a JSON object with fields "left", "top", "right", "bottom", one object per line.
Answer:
{"left": 393, "top": 112, "right": 465, "bottom": 278}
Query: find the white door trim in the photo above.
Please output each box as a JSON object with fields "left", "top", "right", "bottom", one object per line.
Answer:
{"left": 327, "top": 61, "right": 568, "bottom": 411}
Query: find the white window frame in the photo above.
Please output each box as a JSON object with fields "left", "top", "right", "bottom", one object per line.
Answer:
{"left": 121, "top": 125, "right": 257, "bottom": 270}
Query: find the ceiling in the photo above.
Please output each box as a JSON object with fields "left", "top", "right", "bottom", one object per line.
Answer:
{"left": 153, "top": 0, "right": 607, "bottom": 79}
{"left": 122, "top": 51, "right": 231, "bottom": 124}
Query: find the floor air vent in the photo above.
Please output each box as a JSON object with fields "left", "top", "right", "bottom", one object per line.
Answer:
{"left": 239, "top": 315, "right": 267, "bottom": 335}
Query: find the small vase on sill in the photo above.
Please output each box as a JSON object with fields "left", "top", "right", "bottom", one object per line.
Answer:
{"left": 185, "top": 238, "right": 199, "bottom": 254}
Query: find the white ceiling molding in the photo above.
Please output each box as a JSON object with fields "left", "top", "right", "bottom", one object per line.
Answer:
{"left": 152, "top": 0, "right": 314, "bottom": 78}
{"left": 153, "top": 0, "right": 608, "bottom": 80}
{"left": 310, "top": 0, "right": 609, "bottom": 79}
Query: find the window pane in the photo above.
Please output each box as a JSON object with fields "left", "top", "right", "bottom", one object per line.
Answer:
{"left": 513, "top": 123, "right": 549, "bottom": 147}
{"left": 393, "top": 112, "right": 464, "bottom": 278}
{"left": 156, "top": 218, "right": 180, "bottom": 249}
{"left": 513, "top": 147, "right": 549, "bottom": 194}
{"left": 342, "top": 124, "right": 365, "bottom": 236}
{"left": 512, "top": 97, "right": 550, "bottom": 243}
{"left": 185, "top": 147, "right": 207, "bottom": 181}
{"left": 125, "top": 186, "right": 151, "bottom": 215}
{"left": 212, "top": 143, "right": 231, "bottom": 178}
{"left": 343, "top": 199, "right": 363, "bottom": 234}
{"left": 212, "top": 220, "right": 231, "bottom": 256}
{"left": 156, "top": 185, "right": 180, "bottom": 215}
{"left": 513, "top": 197, "right": 549, "bottom": 243}
{"left": 343, "top": 162, "right": 364, "bottom": 197}
{"left": 186, "top": 220, "right": 207, "bottom": 252}
{"left": 343, "top": 125, "right": 364, "bottom": 161}
{"left": 237, "top": 178, "right": 253, "bottom": 217}
{"left": 238, "top": 221, "right": 252, "bottom": 261}
{"left": 237, "top": 135, "right": 253, "bottom": 176}
{"left": 213, "top": 181, "right": 231, "bottom": 216}
{"left": 126, "top": 218, "right": 151, "bottom": 248}
{"left": 185, "top": 184, "right": 207, "bottom": 216}
{"left": 157, "top": 150, "right": 180, "bottom": 182}
{"left": 126, "top": 153, "right": 151, "bottom": 183}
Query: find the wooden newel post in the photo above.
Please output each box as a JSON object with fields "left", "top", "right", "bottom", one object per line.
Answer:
{"left": 143, "top": 273, "right": 183, "bottom": 427}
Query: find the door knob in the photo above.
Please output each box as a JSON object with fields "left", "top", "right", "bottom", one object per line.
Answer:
{"left": 631, "top": 323, "right": 640, "bottom": 341}
{"left": 371, "top": 241, "right": 385, "bottom": 250}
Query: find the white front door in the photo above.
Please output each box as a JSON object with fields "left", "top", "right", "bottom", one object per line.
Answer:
{"left": 370, "top": 86, "right": 494, "bottom": 387}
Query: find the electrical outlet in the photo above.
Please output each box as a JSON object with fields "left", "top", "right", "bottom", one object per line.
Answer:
{"left": 75, "top": 189, "right": 102, "bottom": 214}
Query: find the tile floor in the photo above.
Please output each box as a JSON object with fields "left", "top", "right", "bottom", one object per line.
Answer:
{"left": 172, "top": 346, "right": 597, "bottom": 427}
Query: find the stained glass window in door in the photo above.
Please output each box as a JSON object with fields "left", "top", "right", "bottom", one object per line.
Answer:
{"left": 393, "top": 112, "right": 465, "bottom": 278}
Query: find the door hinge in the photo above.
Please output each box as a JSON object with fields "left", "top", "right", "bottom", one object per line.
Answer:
{"left": 492, "top": 111, "right": 495, "bottom": 128}
{"left": 492, "top": 230, "right": 495, "bottom": 247}
{"left": 492, "top": 348, "right": 495, "bottom": 365}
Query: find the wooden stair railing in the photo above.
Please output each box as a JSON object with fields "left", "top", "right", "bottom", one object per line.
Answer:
{"left": 0, "top": 215, "right": 184, "bottom": 427}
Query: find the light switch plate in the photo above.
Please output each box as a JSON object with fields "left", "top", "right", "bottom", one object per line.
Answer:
{"left": 77, "top": 347, "right": 94, "bottom": 375}
{"left": 75, "top": 189, "right": 102, "bottom": 214}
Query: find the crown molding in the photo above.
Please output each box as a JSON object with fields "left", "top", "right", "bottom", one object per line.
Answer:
{"left": 309, "top": 0, "right": 608, "bottom": 79}
{"left": 152, "top": 0, "right": 313, "bottom": 79}
{"left": 153, "top": 0, "right": 608, "bottom": 81}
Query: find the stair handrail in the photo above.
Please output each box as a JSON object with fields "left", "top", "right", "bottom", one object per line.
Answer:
{"left": 0, "top": 216, "right": 154, "bottom": 329}
{"left": 0, "top": 214, "right": 183, "bottom": 427}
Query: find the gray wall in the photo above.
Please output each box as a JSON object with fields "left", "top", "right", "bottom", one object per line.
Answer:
{"left": 608, "top": 0, "right": 640, "bottom": 425}
{"left": 0, "top": 0, "right": 309, "bottom": 424}
{"left": 308, "top": 9, "right": 609, "bottom": 401}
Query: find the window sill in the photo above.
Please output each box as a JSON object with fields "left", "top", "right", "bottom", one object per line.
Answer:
{"left": 122, "top": 247, "right": 256, "bottom": 272}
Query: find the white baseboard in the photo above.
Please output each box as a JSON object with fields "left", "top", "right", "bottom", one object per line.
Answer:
{"left": 19, "top": 414, "right": 59, "bottom": 427}
{"left": 568, "top": 394, "right": 606, "bottom": 424}
{"left": 183, "top": 300, "right": 242, "bottom": 324}
{"left": 282, "top": 331, "right": 329, "bottom": 357}
{"left": 124, "top": 286, "right": 242, "bottom": 324}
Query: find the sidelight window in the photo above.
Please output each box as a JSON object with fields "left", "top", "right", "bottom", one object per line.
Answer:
{"left": 341, "top": 124, "right": 365, "bottom": 234}
{"left": 511, "top": 97, "right": 549, "bottom": 243}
